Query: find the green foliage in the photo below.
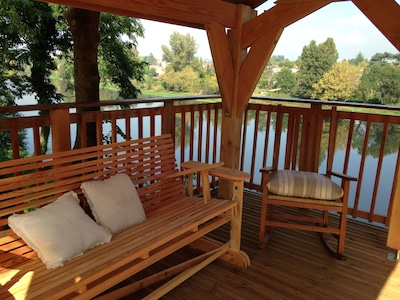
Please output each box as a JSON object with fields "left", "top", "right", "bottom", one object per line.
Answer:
{"left": 370, "top": 52, "right": 400, "bottom": 66}
{"left": 0, "top": 0, "right": 66, "bottom": 156}
{"left": 98, "top": 13, "right": 147, "bottom": 99}
{"left": 144, "top": 53, "right": 158, "bottom": 65}
{"left": 348, "top": 52, "right": 368, "bottom": 66}
{"left": 312, "top": 61, "right": 362, "bottom": 101}
{"left": 158, "top": 32, "right": 218, "bottom": 94}
{"left": 294, "top": 38, "right": 338, "bottom": 99}
{"left": 162, "top": 32, "right": 198, "bottom": 72}
{"left": 161, "top": 66, "right": 201, "bottom": 93}
{"left": 359, "top": 63, "right": 400, "bottom": 105}
{"left": 257, "top": 67, "right": 275, "bottom": 90}
{"left": 269, "top": 55, "right": 295, "bottom": 68}
{"left": 275, "top": 67, "right": 296, "bottom": 94}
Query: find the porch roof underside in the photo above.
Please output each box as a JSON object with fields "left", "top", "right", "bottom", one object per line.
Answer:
{"left": 41, "top": 0, "right": 400, "bottom": 48}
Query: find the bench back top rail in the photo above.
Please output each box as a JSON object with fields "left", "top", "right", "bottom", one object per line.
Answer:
{"left": 0, "top": 134, "right": 185, "bottom": 235}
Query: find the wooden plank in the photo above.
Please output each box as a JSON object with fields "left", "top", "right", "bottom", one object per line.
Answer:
{"left": 40, "top": 0, "right": 238, "bottom": 29}
{"left": 387, "top": 145, "right": 400, "bottom": 249}
{"left": 353, "top": 0, "right": 400, "bottom": 51}
{"left": 241, "top": 0, "right": 332, "bottom": 48}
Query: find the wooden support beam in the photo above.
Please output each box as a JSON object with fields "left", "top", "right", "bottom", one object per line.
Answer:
{"left": 235, "top": 0, "right": 333, "bottom": 115}
{"left": 236, "top": 25, "right": 283, "bottom": 115}
{"left": 40, "top": 0, "right": 237, "bottom": 29}
{"left": 241, "top": 0, "right": 333, "bottom": 48}
{"left": 353, "top": 0, "right": 400, "bottom": 52}
{"left": 206, "top": 21, "right": 234, "bottom": 117}
{"left": 387, "top": 146, "right": 400, "bottom": 250}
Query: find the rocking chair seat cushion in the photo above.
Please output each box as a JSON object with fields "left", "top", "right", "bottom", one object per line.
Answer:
{"left": 267, "top": 170, "right": 344, "bottom": 200}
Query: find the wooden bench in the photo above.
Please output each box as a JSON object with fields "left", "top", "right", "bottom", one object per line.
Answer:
{"left": 0, "top": 134, "right": 250, "bottom": 299}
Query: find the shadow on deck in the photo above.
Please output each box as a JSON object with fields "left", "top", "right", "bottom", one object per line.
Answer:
{"left": 115, "top": 190, "right": 399, "bottom": 300}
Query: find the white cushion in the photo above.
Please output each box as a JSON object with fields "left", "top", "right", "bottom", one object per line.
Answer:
{"left": 8, "top": 191, "right": 112, "bottom": 269}
{"left": 81, "top": 173, "right": 146, "bottom": 235}
{"left": 267, "top": 170, "right": 344, "bottom": 200}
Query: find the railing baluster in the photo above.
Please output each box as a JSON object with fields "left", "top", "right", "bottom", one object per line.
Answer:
{"left": 370, "top": 121, "right": 389, "bottom": 222}
{"left": 353, "top": 117, "right": 371, "bottom": 218}
{"left": 240, "top": 106, "right": 249, "bottom": 172}
{"left": 33, "top": 118, "right": 41, "bottom": 156}
{"left": 125, "top": 109, "right": 131, "bottom": 141}
{"left": 198, "top": 105, "right": 204, "bottom": 162}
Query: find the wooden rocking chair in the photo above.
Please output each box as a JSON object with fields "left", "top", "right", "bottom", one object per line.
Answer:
{"left": 258, "top": 106, "right": 356, "bottom": 260}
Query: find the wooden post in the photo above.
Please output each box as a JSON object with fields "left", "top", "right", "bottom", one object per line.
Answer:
{"left": 218, "top": 5, "right": 255, "bottom": 199}
{"left": 163, "top": 100, "right": 175, "bottom": 137}
{"left": 50, "top": 108, "right": 71, "bottom": 153}
{"left": 387, "top": 147, "right": 400, "bottom": 250}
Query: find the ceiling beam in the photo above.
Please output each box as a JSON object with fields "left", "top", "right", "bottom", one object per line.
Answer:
{"left": 352, "top": 0, "right": 400, "bottom": 52}
{"left": 40, "top": 0, "right": 238, "bottom": 29}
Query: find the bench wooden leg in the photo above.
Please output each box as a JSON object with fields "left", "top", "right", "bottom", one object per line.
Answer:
{"left": 95, "top": 246, "right": 227, "bottom": 300}
{"left": 190, "top": 236, "right": 250, "bottom": 268}
{"left": 143, "top": 243, "right": 230, "bottom": 299}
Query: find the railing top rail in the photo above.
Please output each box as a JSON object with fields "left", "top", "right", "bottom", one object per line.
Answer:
{"left": 251, "top": 96, "right": 400, "bottom": 112}
{"left": 1, "top": 94, "right": 399, "bottom": 115}
{"left": 0, "top": 95, "right": 222, "bottom": 114}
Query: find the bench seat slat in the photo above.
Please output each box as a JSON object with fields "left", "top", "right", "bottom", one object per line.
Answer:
{"left": 1, "top": 197, "right": 235, "bottom": 299}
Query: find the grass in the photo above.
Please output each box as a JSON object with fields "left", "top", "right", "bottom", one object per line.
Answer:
{"left": 139, "top": 90, "right": 193, "bottom": 98}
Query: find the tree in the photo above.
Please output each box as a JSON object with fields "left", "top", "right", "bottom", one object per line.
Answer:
{"left": 369, "top": 52, "right": 400, "bottom": 66}
{"left": 257, "top": 64, "right": 275, "bottom": 90}
{"left": 161, "top": 66, "right": 200, "bottom": 93}
{"left": 348, "top": 52, "right": 368, "bottom": 66}
{"left": 294, "top": 38, "right": 338, "bottom": 99}
{"left": 63, "top": 8, "right": 146, "bottom": 147}
{"left": 1, "top": 3, "right": 147, "bottom": 151}
{"left": 162, "top": 32, "right": 198, "bottom": 72}
{"left": 0, "top": 0, "right": 68, "bottom": 155}
{"left": 144, "top": 53, "right": 158, "bottom": 65}
{"left": 98, "top": 13, "right": 147, "bottom": 100}
{"left": 312, "top": 61, "right": 362, "bottom": 101}
{"left": 269, "top": 55, "right": 295, "bottom": 68}
{"left": 359, "top": 63, "right": 400, "bottom": 105}
{"left": 275, "top": 67, "right": 296, "bottom": 94}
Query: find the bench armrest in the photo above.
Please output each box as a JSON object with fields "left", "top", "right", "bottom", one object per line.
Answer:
{"left": 180, "top": 161, "right": 250, "bottom": 181}
{"left": 328, "top": 170, "right": 357, "bottom": 181}
{"left": 179, "top": 161, "right": 250, "bottom": 202}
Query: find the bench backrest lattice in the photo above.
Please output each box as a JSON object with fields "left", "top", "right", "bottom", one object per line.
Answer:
{"left": 0, "top": 134, "right": 185, "bottom": 236}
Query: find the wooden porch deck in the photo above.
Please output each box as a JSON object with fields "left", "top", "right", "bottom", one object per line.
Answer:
{"left": 115, "top": 190, "right": 399, "bottom": 300}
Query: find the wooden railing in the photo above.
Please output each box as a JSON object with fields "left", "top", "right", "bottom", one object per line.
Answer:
{"left": 1, "top": 96, "right": 399, "bottom": 226}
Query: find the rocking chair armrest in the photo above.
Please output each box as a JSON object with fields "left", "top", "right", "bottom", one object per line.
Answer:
{"left": 260, "top": 166, "right": 277, "bottom": 174}
{"left": 328, "top": 170, "right": 357, "bottom": 182}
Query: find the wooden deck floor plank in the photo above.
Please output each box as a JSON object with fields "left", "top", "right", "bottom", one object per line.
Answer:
{"left": 119, "top": 190, "right": 399, "bottom": 300}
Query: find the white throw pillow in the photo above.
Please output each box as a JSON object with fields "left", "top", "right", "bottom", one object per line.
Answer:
{"left": 81, "top": 173, "right": 146, "bottom": 235}
{"left": 8, "top": 191, "right": 112, "bottom": 269}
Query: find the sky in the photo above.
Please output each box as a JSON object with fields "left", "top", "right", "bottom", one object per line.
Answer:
{"left": 136, "top": 1, "right": 399, "bottom": 62}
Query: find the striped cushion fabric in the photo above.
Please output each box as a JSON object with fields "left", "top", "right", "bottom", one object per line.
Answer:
{"left": 267, "top": 170, "right": 344, "bottom": 200}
